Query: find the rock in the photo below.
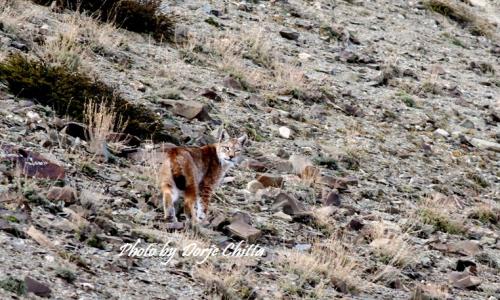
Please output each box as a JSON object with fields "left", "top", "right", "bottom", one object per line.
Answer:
{"left": 0, "top": 219, "right": 25, "bottom": 238}
{"left": 460, "top": 119, "right": 475, "bottom": 129}
{"left": 278, "top": 126, "right": 292, "bottom": 139}
{"left": 231, "top": 211, "right": 252, "bottom": 224}
{"left": 10, "top": 41, "right": 28, "bottom": 52}
{"left": 24, "top": 276, "right": 51, "bottom": 297}
{"left": 241, "top": 159, "right": 268, "bottom": 172}
{"left": 276, "top": 149, "right": 290, "bottom": 159}
{"left": 411, "top": 284, "right": 449, "bottom": 300}
{"left": 271, "top": 192, "right": 307, "bottom": 216}
{"left": 348, "top": 218, "right": 364, "bottom": 231}
{"left": 200, "top": 89, "right": 222, "bottom": 102}
{"left": 317, "top": 176, "right": 358, "bottom": 190}
{"left": 163, "top": 222, "right": 185, "bottom": 230}
{"left": 294, "top": 243, "right": 311, "bottom": 251}
{"left": 469, "top": 138, "right": 500, "bottom": 152}
{"left": 434, "top": 128, "right": 449, "bottom": 138}
{"left": 279, "top": 30, "right": 299, "bottom": 40}
{"left": 298, "top": 52, "right": 311, "bottom": 60}
{"left": 210, "top": 214, "right": 229, "bottom": 230}
{"left": 448, "top": 271, "right": 481, "bottom": 289}
{"left": 25, "top": 226, "right": 57, "bottom": 252}
{"left": 247, "top": 180, "right": 265, "bottom": 194}
{"left": 0, "top": 144, "right": 65, "bottom": 180}
{"left": 227, "top": 219, "right": 261, "bottom": 243}
{"left": 323, "top": 190, "right": 341, "bottom": 206}
{"left": 430, "top": 240, "right": 482, "bottom": 256}
{"left": 453, "top": 241, "right": 482, "bottom": 256}
{"left": 160, "top": 100, "right": 211, "bottom": 121}
{"left": 273, "top": 211, "right": 293, "bottom": 221}
{"left": 257, "top": 174, "right": 283, "bottom": 188}
{"left": 46, "top": 186, "right": 77, "bottom": 205}
{"left": 223, "top": 75, "right": 243, "bottom": 90}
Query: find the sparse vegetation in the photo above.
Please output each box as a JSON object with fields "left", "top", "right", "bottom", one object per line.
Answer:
{"left": 420, "top": 208, "right": 466, "bottom": 234}
{"left": 278, "top": 237, "right": 360, "bottom": 295}
{"left": 368, "top": 222, "right": 414, "bottom": 268}
{"left": 31, "top": 0, "right": 176, "bottom": 42}
{"left": 0, "top": 53, "right": 174, "bottom": 142}
{"left": 424, "top": 0, "right": 496, "bottom": 38}
{"left": 0, "top": 276, "right": 26, "bottom": 295}
{"left": 55, "top": 268, "right": 77, "bottom": 283}
{"left": 469, "top": 204, "right": 499, "bottom": 225}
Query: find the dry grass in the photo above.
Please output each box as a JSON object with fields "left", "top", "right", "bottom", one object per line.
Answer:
{"left": 83, "top": 99, "right": 127, "bottom": 159}
{"left": 271, "top": 61, "right": 307, "bottom": 95}
{"left": 417, "top": 193, "right": 467, "bottom": 235}
{"left": 424, "top": 0, "right": 497, "bottom": 38}
{"left": 469, "top": 202, "right": 500, "bottom": 225}
{"left": 194, "top": 257, "right": 258, "bottom": 299}
{"left": 368, "top": 221, "right": 414, "bottom": 268}
{"left": 278, "top": 237, "right": 361, "bottom": 295}
{"left": 410, "top": 283, "right": 450, "bottom": 300}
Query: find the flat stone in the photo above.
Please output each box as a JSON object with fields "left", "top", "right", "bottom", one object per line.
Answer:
{"left": 448, "top": 271, "right": 481, "bottom": 289}
{"left": 47, "top": 186, "right": 77, "bottom": 205}
{"left": 271, "top": 192, "right": 307, "bottom": 216}
{"left": 247, "top": 180, "right": 265, "bottom": 193}
{"left": 323, "top": 190, "right": 341, "bottom": 206}
{"left": 227, "top": 219, "right": 261, "bottom": 243}
{"left": 1, "top": 144, "right": 65, "bottom": 180}
{"left": 273, "top": 211, "right": 293, "bottom": 221}
{"left": 317, "top": 176, "right": 358, "bottom": 190}
{"left": 241, "top": 159, "right": 268, "bottom": 172}
{"left": 469, "top": 138, "right": 500, "bottom": 152}
{"left": 279, "top": 30, "right": 300, "bottom": 40}
{"left": 160, "top": 99, "right": 211, "bottom": 121}
{"left": 24, "top": 276, "right": 51, "bottom": 297}
{"left": 257, "top": 174, "right": 283, "bottom": 188}
{"left": 278, "top": 126, "right": 292, "bottom": 139}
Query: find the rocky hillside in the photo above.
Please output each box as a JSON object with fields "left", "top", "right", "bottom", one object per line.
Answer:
{"left": 0, "top": 0, "right": 499, "bottom": 299}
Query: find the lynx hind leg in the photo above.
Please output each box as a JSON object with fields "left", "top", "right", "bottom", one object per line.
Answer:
{"left": 196, "top": 197, "right": 206, "bottom": 221}
{"left": 162, "top": 185, "right": 178, "bottom": 222}
{"left": 183, "top": 185, "right": 199, "bottom": 224}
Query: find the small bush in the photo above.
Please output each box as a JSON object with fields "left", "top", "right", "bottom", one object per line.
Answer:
{"left": 420, "top": 209, "right": 466, "bottom": 235}
{"left": 32, "top": 0, "right": 175, "bottom": 42}
{"left": 0, "top": 276, "right": 26, "bottom": 295}
{"left": 0, "top": 54, "right": 175, "bottom": 142}
{"left": 55, "top": 268, "right": 77, "bottom": 283}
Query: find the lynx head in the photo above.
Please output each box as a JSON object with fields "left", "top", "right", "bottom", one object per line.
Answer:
{"left": 216, "top": 133, "right": 247, "bottom": 167}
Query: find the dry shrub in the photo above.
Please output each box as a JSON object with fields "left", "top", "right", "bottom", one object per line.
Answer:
{"left": 368, "top": 221, "right": 414, "bottom": 268}
{"left": 84, "top": 99, "right": 127, "bottom": 158}
{"left": 424, "top": 0, "right": 496, "bottom": 38}
{"left": 278, "top": 237, "right": 361, "bottom": 294}
{"left": 418, "top": 193, "right": 467, "bottom": 235}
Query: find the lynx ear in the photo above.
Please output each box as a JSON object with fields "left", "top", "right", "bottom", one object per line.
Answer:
{"left": 216, "top": 128, "right": 228, "bottom": 142}
{"left": 237, "top": 134, "right": 248, "bottom": 146}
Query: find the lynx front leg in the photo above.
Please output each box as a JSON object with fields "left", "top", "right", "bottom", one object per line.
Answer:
{"left": 199, "top": 184, "right": 213, "bottom": 221}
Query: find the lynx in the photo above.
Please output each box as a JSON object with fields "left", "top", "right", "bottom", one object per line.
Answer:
{"left": 159, "top": 134, "right": 247, "bottom": 223}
